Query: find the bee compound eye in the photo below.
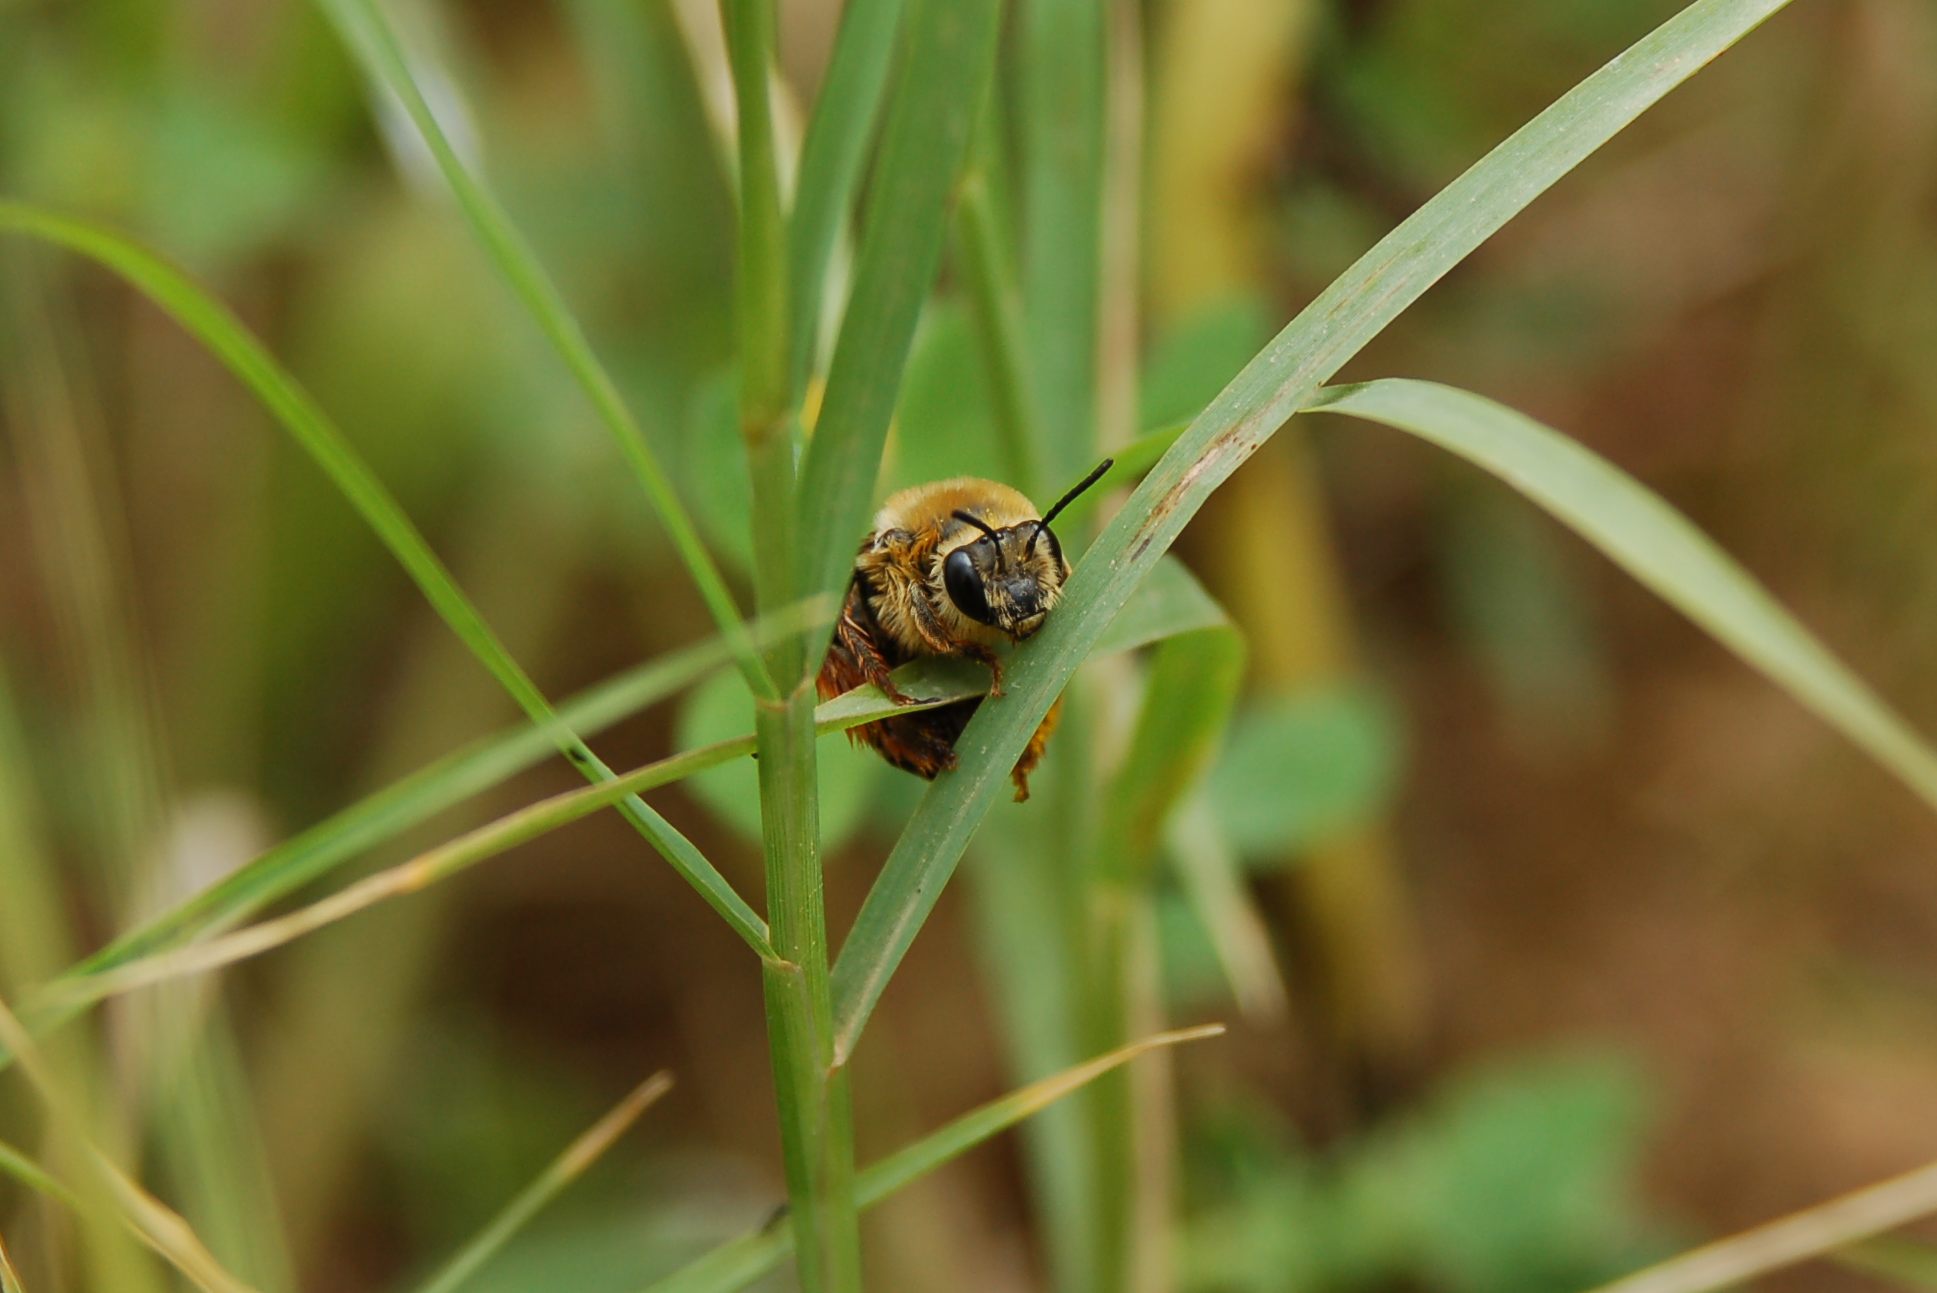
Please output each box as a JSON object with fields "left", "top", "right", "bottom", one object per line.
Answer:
{"left": 943, "top": 546, "right": 994, "bottom": 625}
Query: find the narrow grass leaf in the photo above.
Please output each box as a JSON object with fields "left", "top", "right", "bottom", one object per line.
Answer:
{"left": 1307, "top": 379, "right": 1937, "bottom": 812}
{"left": 1587, "top": 1157, "right": 1937, "bottom": 1293}
{"left": 829, "top": 0, "right": 1799, "bottom": 1059}
{"left": 1166, "top": 795, "right": 1288, "bottom": 1020}
{"left": 2, "top": 607, "right": 821, "bottom": 1079}
{"left": 794, "top": 0, "right": 1003, "bottom": 636}
{"left": 412, "top": 1073, "right": 674, "bottom": 1293}
{"left": 311, "top": 0, "right": 767, "bottom": 694}
{"left": 787, "top": 0, "right": 906, "bottom": 394}
{"left": 642, "top": 1025, "right": 1225, "bottom": 1293}
{"left": 0, "top": 1139, "right": 73, "bottom": 1207}
{"left": 1094, "top": 626, "right": 1246, "bottom": 885}
{"left": 45, "top": 561, "right": 1221, "bottom": 1004}
{"left": 956, "top": 168, "right": 1049, "bottom": 496}
{"left": 1018, "top": 0, "right": 1106, "bottom": 481}
{"left": 0, "top": 203, "right": 772, "bottom": 959}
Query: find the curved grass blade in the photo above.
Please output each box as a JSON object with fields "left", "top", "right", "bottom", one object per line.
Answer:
{"left": 641, "top": 1024, "right": 1225, "bottom": 1293}
{"left": 828, "top": 0, "right": 1800, "bottom": 1061}
{"left": 793, "top": 0, "right": 1004, "bottom": 646}
{"left": 0, "top": 203, "right": 772, "bottom": 960}
{"left": 1586, "top": 1156, "right": 1937, "bottom": 1293}
{"left": 411, "top": 1073, "right": 674, "bottom": 1293}
{"left": 19, "top": 602, "right": 824, "bottom": 1063}
{"left": 47, "top": 560, "right": 1222, "bottom": 1004}
{"left": 1307, "top": 380, "right": 1937, "bottom": 810}
{"left": 787, "top": 0, "right": 905, "bottom": 395}
{"left": 312, "top": 0, "right": 769, "bottom": 697}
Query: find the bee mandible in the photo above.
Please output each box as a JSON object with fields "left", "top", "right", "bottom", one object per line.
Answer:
{"left": 816, "top": 458, "right": 1112, "bottom": 801}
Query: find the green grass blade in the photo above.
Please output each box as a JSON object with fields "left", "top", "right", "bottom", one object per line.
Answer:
{"left": 829, "top": 0, "right": 1799, "bottom": 1059}
{"left": 1166, "top": 793, "right": 1288, "bottom": 1020}
{"left": 0, "top": 202, "right": 773, "bottom": 959}
{"left": 641, "top": 1024, "right": 1225, "bottom": 1293}
{"left": 1086, "top": 624, "right": 1245, "bottom": 1288}
{"left": 0, "top": 1138, "right": 74, "bottom": 1208}
{"left": 787, "top": 0, "right": 906, "bottom": 395}
{"left": 956, "top": 165, "right": 1048, "bottom": 497}
{"left": 312, "top": 0, "right": 769, "bottom": 697}
{"left": 21, "top": 605, "right": 820, "bottom": 1063}
{"left": 792, "top": 0, "right": 1003, "bottom": 642}
{"left": 1093, "top": 627, "right": 1246, "bottom": 887}
{"left": 1307, "top": 379, "right": 1937, "bottom": 811}
{"left": 44, "top": 562, "right": 1220, "bottom": 1006}
{"left": 411, "top": 1074, "right": 674, "bottom": 1293}
{"left": 1019, "top": 0, "right": 1106, "bottom": 481}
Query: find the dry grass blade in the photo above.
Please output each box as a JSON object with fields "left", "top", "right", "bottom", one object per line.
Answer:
{"left": 0, "top": 1230, "right": 24, "bottom": 1293}
{"left": 412, "top": 1073, "right": 675, "bottom": 1293}
{"left": 1586, "top": 1158, "right": 1937, "bottom": 1293}
{"left": 0, "top": 994, "right": 259, "bottom": 1293}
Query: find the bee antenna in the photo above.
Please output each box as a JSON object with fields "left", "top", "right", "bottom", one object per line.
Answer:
{"left": 1039, "top": 457, "right": 1115, "bottom": 529}
{"left": 952, "top": 510, "right": 1002, "bottom": 543}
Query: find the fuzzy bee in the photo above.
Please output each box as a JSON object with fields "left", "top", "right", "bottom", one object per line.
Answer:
{"left": 817, "top": 459, "right": 1112, "bottom": 801}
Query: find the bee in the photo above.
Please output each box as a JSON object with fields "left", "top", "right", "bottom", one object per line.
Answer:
{"left": 817, "top": 459, "right": 1113, "bottom": 801}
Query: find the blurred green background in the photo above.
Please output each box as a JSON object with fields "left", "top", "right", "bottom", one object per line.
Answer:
{"left": 5, "top": 0, "right": 1937, "bottom": 1290}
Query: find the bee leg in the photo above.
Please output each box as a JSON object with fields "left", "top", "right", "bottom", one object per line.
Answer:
{"left": 962, "top": 644, "right": 1004, "bottom": 697}
{"left": 849, "top": 622, "right": 924, "bottom": 706}
{"left": 1009, "top": 696, "right": 1063, "bottom": 802}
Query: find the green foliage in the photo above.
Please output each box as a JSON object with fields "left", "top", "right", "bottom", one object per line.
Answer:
{"left": 1181, "top": 1052, "right": 1662, "bottom": 1293}
{"left": 1204, "top": 686, "right": 1404, "bottom": 865}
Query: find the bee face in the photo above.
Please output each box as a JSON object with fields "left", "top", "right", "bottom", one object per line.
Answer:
{"left": 939, "top": 519, "right": 1066, "bottom": 640}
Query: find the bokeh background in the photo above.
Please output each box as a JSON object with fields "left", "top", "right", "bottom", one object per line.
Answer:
{"left": 4, "top": 0, "right": 1937, "bottom": 1289}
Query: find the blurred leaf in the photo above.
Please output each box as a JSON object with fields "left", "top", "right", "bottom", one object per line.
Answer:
{"left": 142, "top": 86, "right": 330, "bottom": 268}
{"left": 1138, "top": 293, "right": 1275, "bottom": 432}
{"left": 1180, "top": 1050, "right": 1661, "bottom": 1293}
{"left": 1310, "top": 379, "right": 1937, "bottom": 814}
{"left": 829, "top": 0, "right": 1803, "bottom": 1060}
{"left": 645, "top": 1025, "right": 1225, "bottom": 1293}
{"left": 1204, "top": 685, "right": 1405, "bottom": 864}
{"left": 1375, "top": 1052, "right": 1655, "bottom": 1292}
{"left": 888, "top": 302, "right": 1005, "bottom": 492}
{"left": 681, "top": 371, "right": 756, "bottom": 574}
{"left": 676, "top": 671, "right": 884, "bottom": 852}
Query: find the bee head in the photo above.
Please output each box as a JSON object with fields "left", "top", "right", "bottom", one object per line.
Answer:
{"left": 939, "top": 458, "right": 1112, "bottom": 641}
